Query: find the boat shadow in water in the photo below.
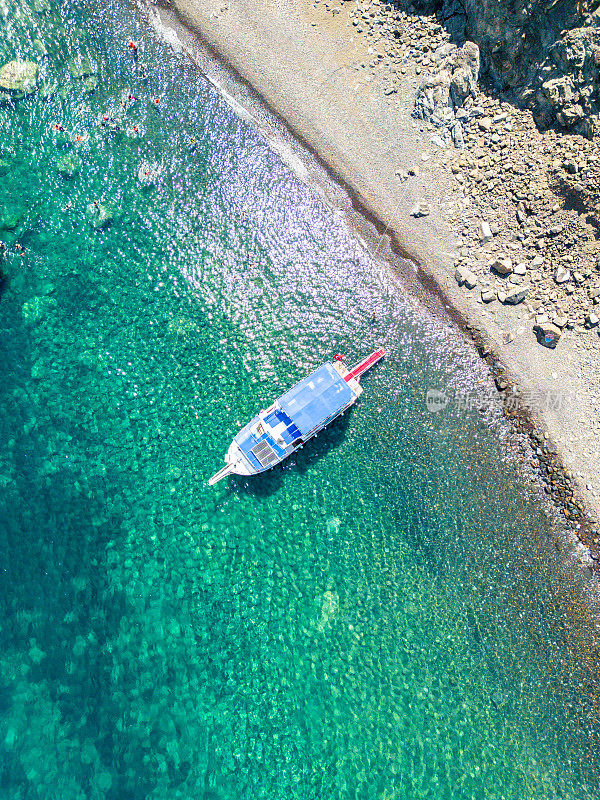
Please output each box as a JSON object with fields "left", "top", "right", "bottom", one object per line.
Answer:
{"left": 233, "top": 411, "right": 353, "bottom": 498}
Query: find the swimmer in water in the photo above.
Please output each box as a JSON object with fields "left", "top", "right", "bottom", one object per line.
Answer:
{"left": 128, "top": 40, "right": 138, "bottom": 57}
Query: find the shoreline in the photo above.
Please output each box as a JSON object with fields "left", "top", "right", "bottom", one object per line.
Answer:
{"left": 143, "top": 0, "right": 600, "bottom": 555}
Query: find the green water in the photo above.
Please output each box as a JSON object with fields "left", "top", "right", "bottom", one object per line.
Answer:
{"left": 1, "top": 1, "right": 600, "bottom": 798}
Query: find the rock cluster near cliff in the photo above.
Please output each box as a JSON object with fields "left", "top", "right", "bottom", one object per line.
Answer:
{"left": 410, "top": 0, "right": 600, "bottom": 138}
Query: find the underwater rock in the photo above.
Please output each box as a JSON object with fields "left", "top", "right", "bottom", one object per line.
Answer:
{"left": 67, "top": 57, "right": 96, "bottom": 79}
{"left": 0, "top": 159, "right": 11, "bottom": 176}
{"left": 0, "top": 61, "right": 39, "bottom": 95}
{"left": 0, "top": 91, "right": 12, "bottom": 105}
{"left": 83, "top": 74, "right": 98, "bottom": 94}
{"left": 167, "top": 316, "right": 200, "bottom": 336}
{"left": 94, "top": 770, "right": 112, "bottom": 792}
{"left": 85, "top": 202, "right": 114, "bottom": 229}
{"left": 137, "top": 161, "right": 162, "bottom": 186}
{"left": 56, "top": 153, "right": 82, "bottom": 179}
{"left": 0, "top": 208, "right": 23, "bottom": 231}
{"left": 28, "top": 640, "right": 46, "bottom": 664}
{"left": 22, "top": 295, "right": 56, "bottom": 325}
{"left": 33, "top": 39, "right": 48, "bottom": 58}
{"left": 316, "top": 590, "right": 340, "bottom": 631}
{"left": 490, "top": 689, "right": 508, "bottom": 710}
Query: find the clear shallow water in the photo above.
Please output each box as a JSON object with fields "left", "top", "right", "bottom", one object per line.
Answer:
{"left": 1, "top": 1, "right": 600, "bottom": 798}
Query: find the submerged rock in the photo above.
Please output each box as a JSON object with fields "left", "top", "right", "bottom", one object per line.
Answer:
{"left": 56, "top": 153, "right": 82, "bottom": 179}
{"left": 83, "top": 74, "right": 98, "bottom": 94}
{"left": 33, "top": 39, "right": 48, "bottom": 58}
{"left": 316, "top": 590, "right": 340, "bottom": 631}
{"left": 0, "top": 207, "right": 23, "bottom": 232}
{"left": 22, "top": 295, "right": 56, "bottom": 325}
{"left": 137, "top": 161, "right": 163, "bottom": 186}
{"left": 67, "top": 57, "right": 96, "bottom": 79}
{"left": 85, "top": 202, "right": 114, "bottom": 229}
{"left": 0, "top": 61, "right": 39, "bottom": 95}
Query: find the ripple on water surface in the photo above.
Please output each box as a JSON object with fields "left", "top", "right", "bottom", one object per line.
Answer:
{"left": 1, "top": 1, "right": 600, "bottom": 798}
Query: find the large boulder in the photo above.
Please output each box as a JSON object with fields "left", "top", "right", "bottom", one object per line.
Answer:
{"left": 0, "top": 61, "right": 39, "bottom": 95}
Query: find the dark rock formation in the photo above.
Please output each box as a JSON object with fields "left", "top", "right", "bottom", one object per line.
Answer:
{"left": 408, "top": 0, "right": 600, "bottom": 137}
{"left": 413, "top": 41, "right": 480, "bottom": 146}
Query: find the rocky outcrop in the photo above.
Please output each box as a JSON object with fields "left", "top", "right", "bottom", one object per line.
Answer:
{"left": 413, "top": 41, "right": 480, "bottom": 147}
{"left": 0, "top": 61, "right": 39, "bottom": 96}
{"left": 410, "top": 0, "right": 600, "bottom": 137}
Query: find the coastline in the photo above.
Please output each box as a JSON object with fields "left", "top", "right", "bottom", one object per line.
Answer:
{"left": 144, "top": 0, "right": 600, "bottom": 547}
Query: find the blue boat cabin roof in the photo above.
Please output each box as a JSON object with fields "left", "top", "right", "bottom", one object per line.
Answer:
{"left": 277, "top": 362, "right": 354, "bottom": 437}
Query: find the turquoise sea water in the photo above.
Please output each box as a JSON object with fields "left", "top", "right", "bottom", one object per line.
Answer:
{"left": 1, "top": 1, "right": 600, "bottom": 798}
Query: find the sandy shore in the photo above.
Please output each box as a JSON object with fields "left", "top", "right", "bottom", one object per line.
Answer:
{"left": 144, "top": 0, "right": 600, "bottom": 543}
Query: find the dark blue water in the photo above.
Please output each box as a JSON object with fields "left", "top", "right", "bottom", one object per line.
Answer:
{"left": 1, "top": 0, "right": 600, "bottom": 797}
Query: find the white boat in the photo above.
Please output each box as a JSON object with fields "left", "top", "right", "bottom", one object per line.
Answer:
{"left": 208, "top": 348, "right": 385, "bottom": 485}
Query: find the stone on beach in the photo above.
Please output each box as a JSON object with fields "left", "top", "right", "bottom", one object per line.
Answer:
{"left": 455, "top": 265, "right": 478, "bottom": 288}
{"left": 489, "top": 257, "right": 513, "bottom": 275}
{"left": 0, "top": 61, "right": 39, "bottom": 95}
{"left": 413, "top": 42, "right": 480, "bottom": 147}
{"left": 555, "top": 265, "right": 571, "bottom": 284}
{"left": 586, "top": 313, "right": 599, "bottom": 328}
{"left": 499, "top": 285, "right": 528, "bottom": 305}
{"left": 479, "top": 220, "right": 493, "bottom": 243}
{"left": 553, "top": 314, "right": 568, "bottom": 328}
{"left": 411, "top": 202, "right": 430, "bottom": 217}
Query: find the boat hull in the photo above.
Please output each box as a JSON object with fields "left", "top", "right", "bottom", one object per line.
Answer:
{"left": 208, "top": 351, "right": 383, "bottom": 485}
